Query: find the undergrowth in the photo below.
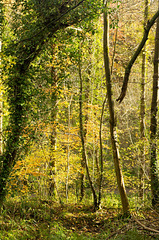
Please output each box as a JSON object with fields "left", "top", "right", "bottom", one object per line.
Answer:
{"left": 0, "top": 195, "right": 158, "bottom": 240}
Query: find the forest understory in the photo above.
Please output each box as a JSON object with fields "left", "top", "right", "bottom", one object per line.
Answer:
{"left": 0, "top": 196, "right": 159, "bottom": 240}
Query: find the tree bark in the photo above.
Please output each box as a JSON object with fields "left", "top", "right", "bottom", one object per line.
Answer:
{"left": 150, "top": 6, "right": 159, "bottom": 207}
{"left": 103, "top": 2, "right": 130, "bottom": 216}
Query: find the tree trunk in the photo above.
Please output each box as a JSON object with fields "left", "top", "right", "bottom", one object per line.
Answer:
{"left": 103, "top": 2, "right": 130, "bottom": 216}
{"left": 79, "top": 52, "right": 85, "bottom": 202}
{"left": 150, "top": 6, "right": 159, "bottom": 207}
{"left": 78, "top": 54, "right": 98, "bottom": 210}
{"left": 79, "top": 46, "right": 91, "bottom": 202}
{"left": 66, "top": 95, "right": 73, "bottom": 202}
{"left": 48, "top": 61, "right": 58, "bottom": 197}
{"left": 139, "top": 0, "right": 148, "bottom": 200}
{"left": 98, "top": 95, "right": 107, "bottom": 208}
{"left": 0, "top": 71, "right": 28, "bottom": 206}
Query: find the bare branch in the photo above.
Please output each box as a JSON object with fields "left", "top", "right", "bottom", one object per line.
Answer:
{"left": 133, "top": 217, "right": 159, "bottom": 234}
{"left": 117, "top": 10, "right": 159, "bottom": 103}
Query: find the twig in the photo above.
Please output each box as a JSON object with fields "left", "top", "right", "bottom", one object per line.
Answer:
{"left": 148, "top": 206, "right": 159, "bottom": 216}
{"left": 105, "top": 224, "right": 130, "bottom": 240}
{"left": 133, "top": 217, "right": 159, "bottom": 234}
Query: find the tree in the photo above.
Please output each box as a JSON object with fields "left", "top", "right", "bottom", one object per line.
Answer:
{"left": 103, "top": 1, "right": 130, "bottom": 216}
{"left": 150, "top": 2, "right": 159, "bottom": 207}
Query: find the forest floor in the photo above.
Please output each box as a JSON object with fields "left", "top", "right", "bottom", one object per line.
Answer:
{"left": 0, "top": 197, "right": 159, "bottom": 239}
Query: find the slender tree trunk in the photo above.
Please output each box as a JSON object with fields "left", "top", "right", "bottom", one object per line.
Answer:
{"left": 79, "top": 161, "right": 85, "bottom": 202}
{"left": 66, "top": 95, "right": 73, "bottom": 202}
{"left": 78, "top": 55, "right": 98, "bottom": 210}
{"left": 79, "top": 47, "right": 91, "bottom": 202}
{"left": 139, "top": 0, "right": 148, "bottom": 200}
{"left": 79, "top": 63, "right": 85, "bottom": 201}
{"left": 94, "top": 133, "right": 99, "bottom": 179}
{"left": 103, "top": 2, "right": 130, "bottom": 216}
{"left": 48, "top": 63, "right": 58, "bottom": 197}
{"left": 98, "top": 96, "right": 107, "bottom": 208}
{"left": 150, "top": 6, "right": 159, "bottom": 207}
{"left": 66, "top": 115, "right": 70, "bottom": 202}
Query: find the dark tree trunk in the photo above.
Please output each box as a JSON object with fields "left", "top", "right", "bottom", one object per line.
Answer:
{"left": 150, "top": 9, "right": 159, "bottom": 207}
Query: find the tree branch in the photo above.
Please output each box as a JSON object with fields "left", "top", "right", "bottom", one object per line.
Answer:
{"left": 117, "top": 10, "right": 159, "bottom": 103}
{"left": 133, "top": 217, "right": 159, "bottom": 234}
